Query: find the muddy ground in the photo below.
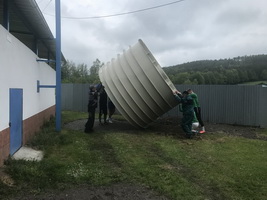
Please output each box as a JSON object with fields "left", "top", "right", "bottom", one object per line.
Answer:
{"left": 64, "top": 117, "right": 266, "bottom": 141}
{"left": 4, "top": 117, "right": 267, "bottom": 199}
{"left": 10, "top": 184, "right": 168, "bottom": 200}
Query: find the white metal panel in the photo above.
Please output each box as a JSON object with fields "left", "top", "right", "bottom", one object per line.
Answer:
{"left": 0, "top": 25, "right": 55, "bottom": 131}
{"left": 99, "top": 39, "right": 178, "bottom": 128}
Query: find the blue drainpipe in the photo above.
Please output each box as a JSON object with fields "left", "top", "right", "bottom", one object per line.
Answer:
{"left": 55, "top": 0, "right": 61, "bottom": 131}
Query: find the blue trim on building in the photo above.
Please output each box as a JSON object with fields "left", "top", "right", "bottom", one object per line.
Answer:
{"left": 37, "top": 80, "right": 56, "bottom": 93}
{"left": 9, "top": 89, "right": 23, "bottom": 155}
{"left": 36, "top": 59, "right": 56, "bottom": 63}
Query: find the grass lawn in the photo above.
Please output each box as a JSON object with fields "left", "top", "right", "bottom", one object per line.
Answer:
{"left": 0, "top": 111, "right": 266, "bottom": 200}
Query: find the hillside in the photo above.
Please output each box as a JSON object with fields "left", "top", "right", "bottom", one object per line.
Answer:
{"left": 163, "top": 55, "right": 267, "bottom": 85}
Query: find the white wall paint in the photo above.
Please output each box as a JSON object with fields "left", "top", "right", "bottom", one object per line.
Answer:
{"left": 0, "top": 25, "right": 56, "bottom": 131}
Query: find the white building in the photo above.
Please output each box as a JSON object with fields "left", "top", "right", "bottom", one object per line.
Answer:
{"left": 0, "top": 0, "right": 65, "bottom": 166}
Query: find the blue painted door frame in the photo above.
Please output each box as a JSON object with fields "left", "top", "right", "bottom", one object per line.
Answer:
{"left": 9, "top": 88, "right": 23, "bottom": 155}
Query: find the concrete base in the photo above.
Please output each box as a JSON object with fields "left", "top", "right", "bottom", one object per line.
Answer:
{"left": 12, "top": 147, "right": 43, "bottom": 162}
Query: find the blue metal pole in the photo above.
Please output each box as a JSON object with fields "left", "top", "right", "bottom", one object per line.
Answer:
{"left": 55, "top": 0, "right": 61, "bottom": 131}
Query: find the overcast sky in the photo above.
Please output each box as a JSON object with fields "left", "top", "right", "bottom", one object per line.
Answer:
{"left": 37, "top": 0, "right": 267, "bottom": 67}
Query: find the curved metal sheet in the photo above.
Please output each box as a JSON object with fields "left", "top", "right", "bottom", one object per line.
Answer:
{"left": 99, "top": 39, "right": 178, "bottom": 128}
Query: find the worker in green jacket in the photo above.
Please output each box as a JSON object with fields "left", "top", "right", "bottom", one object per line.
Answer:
{"left": 192, "top": 112, "right": 199, "bottom": 133}
{"left": 187, "top": 89, "right": 205, "bottom": 133}
{"left": 173, "top": 90, "right": 195, "bottom": 139}
{"left": 179, "top": 101, "right": 199, "bottom": 134}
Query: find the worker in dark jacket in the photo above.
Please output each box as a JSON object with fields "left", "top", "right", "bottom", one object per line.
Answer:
{"left": 107, "top": 98, "right": 115, "bottom": 123}
{"left": 98, "top": 85, "right": 108, "bottom": 125}
{"left": 173, "top": 90, "right": 195, "bottom": 138}
{"left": 84, "top": 85, "right": 98, "bottom": 133}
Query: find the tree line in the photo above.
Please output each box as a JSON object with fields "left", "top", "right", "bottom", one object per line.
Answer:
{"left": 61, "top": 59, "right": 103, "bottom": 84}
{"left": 61, "top": 55, "right": 267, "bottom": 85}
{"left": 163, "top": 55, "right": 267, "bottom": 85}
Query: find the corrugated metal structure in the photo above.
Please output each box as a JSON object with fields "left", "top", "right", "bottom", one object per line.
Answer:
{"left": 99, "top": 39, "right": 178, "bottom": 128}
{"left": 62, "top": 84, "right": 267, "bottom": 128}
{"left": 163, "top": 84, "right": 267, "bottom": 128}
{"left": 62, "top": 83, "right": 90, "bottom": 112}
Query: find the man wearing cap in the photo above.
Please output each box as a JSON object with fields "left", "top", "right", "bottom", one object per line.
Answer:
{"left": 173, "top": 90, "right": 195, "bottom": 139}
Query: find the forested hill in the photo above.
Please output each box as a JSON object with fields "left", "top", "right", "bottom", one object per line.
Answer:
{"left": 163, "top": 55, "right": 267, "bottom": 85}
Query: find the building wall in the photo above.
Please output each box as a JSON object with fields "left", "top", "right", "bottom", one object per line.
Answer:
{"left": 22, "top": 106, "right": 55, "bottom": 145}
{"left": 0, "top": 128, "right": 9, "bottom": 166}
{"left": 0, "top": 106, "right": 55, "bottom": 166}
{"left": 0, "top": 25, "right": 56, "bottom": 166}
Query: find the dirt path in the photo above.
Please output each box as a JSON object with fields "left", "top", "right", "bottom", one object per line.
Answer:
{"left": 65, "top": 117, "right": 266, "bottom": 141}
{"left": 148, "top": 117, "right": 267, "bottom": 141}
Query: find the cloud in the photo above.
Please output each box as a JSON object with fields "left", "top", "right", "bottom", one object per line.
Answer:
{"left": 39, "top": 0, "right": 267, "bottom": 67}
